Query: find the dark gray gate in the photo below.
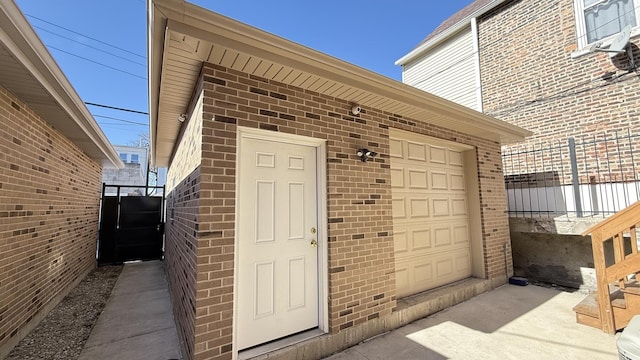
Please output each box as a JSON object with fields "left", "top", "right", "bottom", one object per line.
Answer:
{"left": 98, "top": 184, "right": 165, "bottom": 264}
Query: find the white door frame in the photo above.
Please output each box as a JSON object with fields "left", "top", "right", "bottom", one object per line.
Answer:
{"left": 232, "top": 127, "right": 328, "bottom": 358}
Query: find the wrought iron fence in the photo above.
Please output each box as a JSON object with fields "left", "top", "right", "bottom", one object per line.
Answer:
{"left": 502, "top": 130, "right": 640, "bottom": 217}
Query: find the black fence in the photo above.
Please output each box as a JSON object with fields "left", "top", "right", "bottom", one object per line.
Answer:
{"left": 502, "top": 130, "right": 640, "bottom": 217}
{"left": 98, "top": 184, "right": 165, "bottom": 264}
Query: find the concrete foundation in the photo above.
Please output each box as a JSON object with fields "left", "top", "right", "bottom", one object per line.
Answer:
{"left": 243, "top": 278, "right": 503, "bottom": 360}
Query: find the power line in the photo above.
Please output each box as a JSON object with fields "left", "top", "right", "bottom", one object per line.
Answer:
{"left": 86, "top": 102, "right": 148, "bottom": 115}
{"left": 46, "top": 45, "right": 146, "bottom": 80}
{"left": 92, "top": 114, "right": 148, "bottom": 126}
{"left": 488, "top": 70, "right": 636, "bottom": 117}
{"left": 25, "top": 14, "right": 145, "bottom": 59}
{"left": 33, "top": 25, "right": 145, "bottom": 67}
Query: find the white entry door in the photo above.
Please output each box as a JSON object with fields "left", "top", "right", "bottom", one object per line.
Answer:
{"left": 237, "top": 136, "right": 319, "bottom": 350}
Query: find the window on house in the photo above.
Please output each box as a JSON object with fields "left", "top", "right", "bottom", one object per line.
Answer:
{"left": 119, "top": 153, "right": 128, "bottom": 162}
{"left": 131, "top": 154, "right": 139, "bottom": 164}
{"left": 576, "top": 0, "right": 638, "bottom": 47}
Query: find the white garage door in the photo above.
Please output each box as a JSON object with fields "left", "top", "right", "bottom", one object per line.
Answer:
{"left": 390, "top": 130, "right": 472, "bottom": 298}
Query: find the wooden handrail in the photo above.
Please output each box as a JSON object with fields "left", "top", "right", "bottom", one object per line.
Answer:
{"left": 582, "top": 201, "right": 640, "bottom": 240}
{"left": 583, "top": 200, "right": 640, "bottom": 334}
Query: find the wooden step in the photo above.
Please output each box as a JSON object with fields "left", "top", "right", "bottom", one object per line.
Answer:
{"left": 621, "top": 281, "right": 640, "bottom": 295}
{"left": 573, "top": 292, "right": 601, "bottom": 329}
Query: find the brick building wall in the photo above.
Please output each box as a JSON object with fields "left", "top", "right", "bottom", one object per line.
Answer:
{"left": 165, "top": 95, "right": 203, "bottom": 360}
{"left": 163, "top": 62, "right": 510, "bottom": 360}
{"left": 0, "top": 84, "right": 102, "bottom": 356}
{"left": 478, "top": 0, "right": 640, "bottom": 182}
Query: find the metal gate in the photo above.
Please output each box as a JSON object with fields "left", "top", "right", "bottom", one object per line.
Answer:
{"left": 98, "top": 184, "right": 165, "bottom": 264}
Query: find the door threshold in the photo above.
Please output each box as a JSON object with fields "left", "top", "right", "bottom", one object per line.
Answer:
{"left": 238, "top": 328, "right": 323, "bottom": 360}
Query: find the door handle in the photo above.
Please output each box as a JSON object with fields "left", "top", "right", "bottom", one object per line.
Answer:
{"left": 310, "top": 239, "right": 318, "bottom": 247}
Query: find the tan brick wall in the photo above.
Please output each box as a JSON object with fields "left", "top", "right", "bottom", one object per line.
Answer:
{"left": 163, "top": 63, "right": 508, "bottom": 360}
{"left": 0, "top": 84, "right": 102, "bottom": 356}
{"left": 478, "top": 0, "right": 640, "bottom": 179}
{"left": 165, "top": 92, "right": 204, "bottom": 360}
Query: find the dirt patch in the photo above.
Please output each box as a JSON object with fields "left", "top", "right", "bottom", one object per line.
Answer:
{"left": 6, "top": 265, "right": 123, "bottom": 360}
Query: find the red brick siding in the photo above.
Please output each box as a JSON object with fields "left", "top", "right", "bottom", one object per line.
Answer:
{"left": 478, "top": 0, "right": 640, "bottom": 181}
{"left": 166, "top": 62, "right": 510, "bottom": 359}
{"left": 0, "top": 85, "right": 102, "bottom": 356}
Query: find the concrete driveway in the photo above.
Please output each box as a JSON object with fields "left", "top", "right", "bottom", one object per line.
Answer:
{"left": 325, "top": 285, "right": 619, "bottom": 360}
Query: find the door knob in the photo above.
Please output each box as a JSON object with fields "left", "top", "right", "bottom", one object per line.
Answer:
{"left": 310, "top": 239, "right": 318, "bottom": 247}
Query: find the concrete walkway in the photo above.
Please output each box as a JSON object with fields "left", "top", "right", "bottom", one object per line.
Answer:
{"left": 79, "top": 262, "right": 620, "bottom": 360}
{"left": 79, "top": 260, "right": 182, "bottom": 360}
{"left": 324, "top": 285, "right": 620, "bottom": 360}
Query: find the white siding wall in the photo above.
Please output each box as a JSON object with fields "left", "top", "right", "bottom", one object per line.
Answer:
{"left": 402, "top": 27, "right": 479, "bottom": 111}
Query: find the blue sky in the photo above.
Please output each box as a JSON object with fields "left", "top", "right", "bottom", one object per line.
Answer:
{"left": 14, "top": 0, "right": 472, "bottom": 146}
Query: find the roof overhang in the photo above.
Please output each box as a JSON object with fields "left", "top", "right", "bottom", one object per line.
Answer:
{"left": 149, "top": 0, "right": 530, "bottom": 167}
{"left": 0, "top": 0, "right": 122, "bottom": 168}
{"left": 395, "top": 0, "right": 508, "bottom": 66}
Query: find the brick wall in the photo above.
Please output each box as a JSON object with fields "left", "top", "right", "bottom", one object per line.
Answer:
{"left": 479, "top": 0, "right": 640, "bottom": 180}
{"left": 0, "top": 84, "right": 102, "bottom": 357}
{"left": 165, "top": 94, "right": 204, "bottom": 360}
{"left": 165, "top": 62, "right": 510, "bottom": 360}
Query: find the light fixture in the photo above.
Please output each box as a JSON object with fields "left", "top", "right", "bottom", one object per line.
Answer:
{"left": 356, "top": 148, "right": 378, "bottom": 162}
{"left": 351, "top": 105, "right": 362, "bottom": 115}
{"left": 178, "top": 113, "right": 187, "bottom": 122}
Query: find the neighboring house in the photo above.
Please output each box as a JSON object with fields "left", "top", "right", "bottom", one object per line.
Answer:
{"left": 0, "top": 1, "right": 122, "bottom": 357}
{"left": 396, "top": 0, "right": 640, "bottom": 218}
{"left": 396, "top": 0, "right": 640, "bottom": 288}
{"left": 148, "top": 1, "right": 529, "bottom": 359}
{"left": 102, "top": 145, "right": 148, "bottom": 195}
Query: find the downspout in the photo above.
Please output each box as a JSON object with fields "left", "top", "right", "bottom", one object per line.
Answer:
{"left": 471, "top": 17, "right": 483, "bottom": 113}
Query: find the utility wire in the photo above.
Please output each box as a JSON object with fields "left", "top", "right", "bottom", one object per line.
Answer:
{"left": 25, "top": 14, "right": 145, "bottom": 59}
{"left": 86, "top": 102, "right": 148, "bottom": 115}
{"left": 92, "top": 114, "right": 148, "bottom": 126}
{"left": 488, "top": 71, "right": 636, "bottom": 117}
{"left": 33, "top": 25, "right": 146, "bottom": 67}
{"left": 46, "top": 45, "right": 146, "bottom": 80}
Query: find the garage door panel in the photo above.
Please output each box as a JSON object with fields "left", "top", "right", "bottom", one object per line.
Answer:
{"left": 395, "top": 267, "right": 409, "bottom": 294}
{"left": 408, "top": 169, "right": 428, "bottom": 189}
{"left": 450, "top": 173, "right": 465, "bottom": 190}
{"left": 455, "top": 251, "right": 471, "bottom": 272}
{"left": 412, "top": 228, "right": 431, "bottom": 250}
{"left": 407, "top": 141, "right": 427, "bottom": 161}
{"left": 430, "top": 171, "right": 448, "bottom": 190}
{"left": 391, "top": 132, "right": 472, "bottom": 298}
{"left": 435, "top": 258, "right": 453, "bottom": 278}
{"left": 389, "top": 138, "right": 404, "bottom": 158}
{"left": 414, "top": 262, "right": 434, "bottom": 284}
{"left": 409, "top": 198, "right": 430, "bottom": 218}
{"left": 432, "top": 198, "right": 450, "bottom": 217}
{"left": 449, "top": 150, "right": 464, "bottom": 166}
{"left": 390, "top": 167, "right": 404, "bottom": 188}
{"left": 394, "top": 230, "right": 408, "bottom": 253}
{"left": 453, "top": 224, "right": 470, "bottom": 245}
{"left": 451, "top": 198, "right": 467, "bottom": 216}
{"left": 392, "top": 198, "right": 406, "bottom": 219}
{"left": 429, "top": 146, "right": 446, "bottom": 164}
{"left": 433, "top": 227, "right": 451, "bottom": 247}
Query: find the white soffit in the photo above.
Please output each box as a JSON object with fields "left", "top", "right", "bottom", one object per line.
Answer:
{"left": 149, "top": 0, "right": 530, "bottom": 167}
{"left": 0, "top": 0, "right": 122, "bottom": 168}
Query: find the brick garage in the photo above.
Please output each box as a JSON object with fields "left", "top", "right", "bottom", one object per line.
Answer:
{"left": 0, "top": 3, "right": 121, "bottom": 357}
{"left": 149, "top": 1, "right": 529, "bottom": 359}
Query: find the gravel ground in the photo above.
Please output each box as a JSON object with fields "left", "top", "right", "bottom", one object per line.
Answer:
{"left": 6, "top": 265, "right": 123, "bottom": 360}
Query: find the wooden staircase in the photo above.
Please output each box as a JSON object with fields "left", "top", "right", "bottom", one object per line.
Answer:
{"left": 573, "top": 201, "right": 640, "bottom": 334}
